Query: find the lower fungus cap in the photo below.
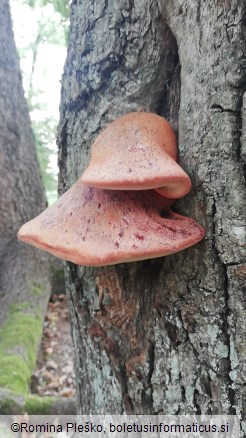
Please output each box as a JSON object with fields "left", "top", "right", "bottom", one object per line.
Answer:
{"left": 81, "top": 112, "right": 191, "bottom": 199}
{"left": 17, "top": 182, "right": 205, "bottom": 266}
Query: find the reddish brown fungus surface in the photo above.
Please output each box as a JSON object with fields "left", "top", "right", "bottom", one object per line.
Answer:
{"left": 18, "top": 181, "right": 205, "bottom": 266}
{"left": 81, "top": 112, "right": 191, "bottom": 199}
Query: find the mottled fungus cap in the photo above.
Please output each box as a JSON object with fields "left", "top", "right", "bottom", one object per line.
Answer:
{"left": 17, "top": 181, "right": 205, "bottom": 266}
{"left": 81, "top": 112, "right": 191, "bottom": 199}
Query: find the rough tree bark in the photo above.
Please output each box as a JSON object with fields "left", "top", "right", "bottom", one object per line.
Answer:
{"left": 0, "top": 0, "right": 50, "bottom": 395}
{"left": 58, "top": 0, "right": 245, "bottom": 422}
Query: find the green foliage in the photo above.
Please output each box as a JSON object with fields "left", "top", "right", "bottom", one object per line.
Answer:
{"left": 22, "top": 0, "right": 70, "bottom": 43}
{"left": 22, "top": 0, "right": 36, "bottom": 7}
{"left": 33, "top": 116, "right": 58, "bottom": 194}
{"left": 44, "top": 0, "right": 70, "bottom": 20}
{"left": 24, "top": 0, "right": 70, "bottom": 19}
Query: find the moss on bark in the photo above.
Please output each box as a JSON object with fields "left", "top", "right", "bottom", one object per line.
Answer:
{"left": 0, "top": 389, "right": 76, "bottom": 415}
{"left": 0, "top": 303, "right": 42, "bottom": 394}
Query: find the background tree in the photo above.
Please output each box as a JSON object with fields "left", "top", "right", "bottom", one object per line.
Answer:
{"left": 0, "top": 0, "right": 50, "bottom": 396}
{"left": 11, "top": 0, "right": 69, "bottom": 203}
{"left": 58, "top": 0, "right": 245, "bottom": 420}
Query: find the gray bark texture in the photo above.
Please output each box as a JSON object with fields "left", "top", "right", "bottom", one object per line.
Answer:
{"left": 0, "top": 0, "right": 50, "bottom": 379}
{"left": 58, "top": 0, "right": 246, "bottom": 422}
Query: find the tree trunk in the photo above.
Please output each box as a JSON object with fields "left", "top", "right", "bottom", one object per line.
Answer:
{"left": 0, "top": 0, "right": 51, "bottom": 395}
{"left": 58, "top": 0, "right": 246, "bottom": 418}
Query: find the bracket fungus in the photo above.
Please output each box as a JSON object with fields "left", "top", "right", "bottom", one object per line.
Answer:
{"left": 81, "top": 112, "right": 191, "bottom": 199}
{"left": 18, "top": 112, "right": 205, "bottom": 266}
{"left": 18, "top": 181, "right": 205, "bottom": 266}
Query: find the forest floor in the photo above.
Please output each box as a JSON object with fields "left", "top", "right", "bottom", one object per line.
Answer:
{"left": 31, "top": 293, "right": 76, "bottom": 399}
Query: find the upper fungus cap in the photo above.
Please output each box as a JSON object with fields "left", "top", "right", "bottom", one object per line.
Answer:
{"left": 81, "top": 112, "right": 191, "bottom": 199}
{"left": 17, "top": 181, "right": 205, "bottom": 266}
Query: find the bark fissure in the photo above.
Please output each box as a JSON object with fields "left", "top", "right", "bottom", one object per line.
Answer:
{"left": 211, "top": 194, "right": 240, "bottom": 412}
{"left": 210, "top": 104, "right": 240, "bottom": 114}
{"left": 222, "top": 265, "right": 237, "bottom": 415}
{"left": 238, "top": 91, "right": 246, "bottom": 180}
